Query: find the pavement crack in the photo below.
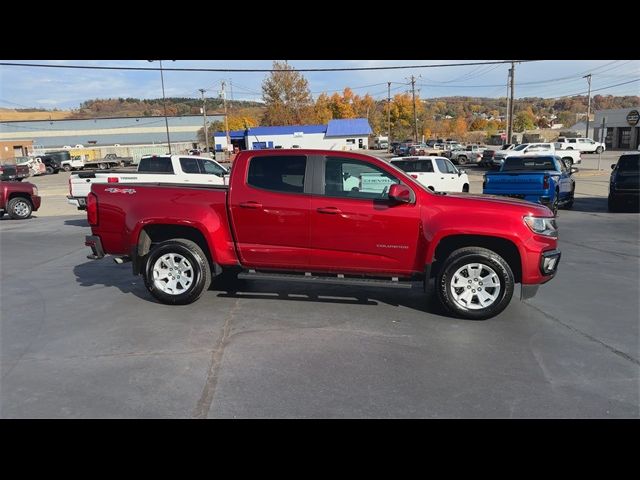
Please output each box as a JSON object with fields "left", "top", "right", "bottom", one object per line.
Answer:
{"left": 523, "top": 301, "right": 639, "bottom": 366}
{"left": 559, "top": 239, "right": 639, "bottom": 259}
{"left": 192, "top": 297, "right": 240, "bottom": 418}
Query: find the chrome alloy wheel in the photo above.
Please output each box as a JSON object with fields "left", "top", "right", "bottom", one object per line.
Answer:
{"left": 152, "top": 253, "right": 194, "bottom": 295}
{"left": 450, "top": 262, "right": 501, "bottom": 310}
{"left": 13, "top": 200, "right": 30, "bottom": 217}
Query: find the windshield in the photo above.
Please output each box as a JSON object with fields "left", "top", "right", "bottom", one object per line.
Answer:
{"left": 502, "top": 156, "right": 558, "bottom": 171}
{"left": 617, "top": 154, "right": 639, "bottom": 172}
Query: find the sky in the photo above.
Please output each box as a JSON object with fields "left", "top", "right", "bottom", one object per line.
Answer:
{"left": 0, "top": 60, "right": 638, "bottom": 110}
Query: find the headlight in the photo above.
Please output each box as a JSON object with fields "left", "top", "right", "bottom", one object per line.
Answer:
{"left": 32, "top": 186, "right": 38, "bottom": 196}
{"left": 523, "top": 215, "right": 557, "bottom": 237}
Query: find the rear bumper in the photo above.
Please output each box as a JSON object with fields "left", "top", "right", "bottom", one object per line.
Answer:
{"left": 67, "top": 195, "right": 86, "bottom": 210}
{"left": 85, "top": 235, "right": 105, "bottom": 260}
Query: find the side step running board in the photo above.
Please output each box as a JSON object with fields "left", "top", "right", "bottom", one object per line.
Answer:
{"left": 237, "top": 271, "right": 413, "bottom": 289}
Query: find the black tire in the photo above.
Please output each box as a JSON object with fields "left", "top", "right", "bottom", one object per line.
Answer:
{"left": 7, "top": 197, "right": 33, "bottom": 220}
{"left": 595, "top": 146, "right": 603, "bottom": 154}
{"left": 457, "top": 156, "right": 467, "bottom": 165}
{"left": 551, "top": 191, "right": 559, "bottom": 216}
{"left": 143, "top": 238, "right": 211, "bottom": 305}
{"left": 608, "top": 195, "right": 620, "bottom": 212}
{"left": 436, "top": 247, "right": 515, "bottom": 320}
{"left": 45, "top": 166, "right": 54, "bottom": 175}
{"left": 566, "top": 147, "right": 573, "bottom": 150}
{"left": 563, "top": 186, "right": 575, "bottom": 209}
{"left": 63, "top": 165, "right": 72, "bottom": 172}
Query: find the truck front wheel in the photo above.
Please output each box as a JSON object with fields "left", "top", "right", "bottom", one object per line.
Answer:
{"left": 7, "top": 197, "right": 33, "bottom": 220}
{"left": 436, "top": 247, "right": 514, "bottom": 320}
{"left": 143, "top": 239, "right": 211, "bottom": 305}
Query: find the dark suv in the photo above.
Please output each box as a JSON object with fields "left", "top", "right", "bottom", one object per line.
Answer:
{"left": 37, "top": 154, "right": 63, "bottom": 174}
{"left": 608, "top": 153, "right": 639, "bottom": 212}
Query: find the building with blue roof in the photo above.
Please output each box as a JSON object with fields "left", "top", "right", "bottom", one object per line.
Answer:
{"left": 212, "top": 118, "right": 373, "bottom": 152}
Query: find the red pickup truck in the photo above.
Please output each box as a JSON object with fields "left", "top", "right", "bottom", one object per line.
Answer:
{"left": 85, "top": 149, "right": 561, "bottom": 319}
{"left": 0, "top": 180, "right": 41, "bottom": 219}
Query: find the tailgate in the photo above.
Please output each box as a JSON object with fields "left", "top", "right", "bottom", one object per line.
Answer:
{"left": 483, "top": 173, "right": 545, "bottom": 195}
{"left": 71, "top": 174, "right": 109, "bottom": 197}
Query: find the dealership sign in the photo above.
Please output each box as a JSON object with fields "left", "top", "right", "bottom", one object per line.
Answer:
{"left": 627, "top": 110, "right": 639, "bottom": 126}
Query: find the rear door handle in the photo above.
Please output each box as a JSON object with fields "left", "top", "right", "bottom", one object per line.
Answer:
{"left": 239, "top": 201, "right": 263, "bottom": 209}
{"left": 317, "top": 207, "right": 342, "bottom": 214}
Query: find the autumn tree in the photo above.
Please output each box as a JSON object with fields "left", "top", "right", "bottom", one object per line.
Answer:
{"left": 469, "top": 118, "right": 488, "bottom": 131}
{"left": 261, "top": 61, "right": 315, "bottom": 125}
{"left": 513, "top": 110, "right": 536, "bottom": 131}
{"left": 314, "top": 93, "right": 333, "bottom": 124}
{"left": 450, "top": 117, "right": 468, "bottom": 140}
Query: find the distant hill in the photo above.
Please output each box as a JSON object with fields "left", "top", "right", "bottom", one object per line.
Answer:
{"left": 0, "top": 108, "right": 72, "bottom": 121}
{"left": 2, "top": 94, "right": 637, "bottom": 123}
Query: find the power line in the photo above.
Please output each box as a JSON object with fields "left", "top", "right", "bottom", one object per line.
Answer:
{"left": 0, "top": 60, "right": 539, "bottom": 72}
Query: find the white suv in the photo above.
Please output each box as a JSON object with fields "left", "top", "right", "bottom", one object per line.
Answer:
{"left": 390, "top": 156, "right": 470, "bottom": 193}
{"left": 555, "top": 137, "right": 605, "bottom": 154}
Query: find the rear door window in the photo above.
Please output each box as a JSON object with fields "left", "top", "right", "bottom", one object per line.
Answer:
{"left": 179, "top": 157, "right": 200, "bottom": 174}
{"left": 247, "top": 155, "right": 307, "bottom": 193}
{"left": 138, "top": 157, "right": 174, "bottom": 173}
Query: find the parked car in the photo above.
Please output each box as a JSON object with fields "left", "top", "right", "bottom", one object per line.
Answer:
{"left": 608, "top": 152, "right": 639, "bottom": 212}
{"left": 84, "top": 148, "right": 561, "bottom": 320}
{"left": 490, "top": 143, "right": 582, "bottom": 169}
{"left": 1, "top": 159, "right": 31, "bottom": 181}
{"left": 0, "top": 180, "right": 41, "bottom": 219}
{"left": 68, "top": 155, "right": 229, "bottom": 209}
{"left": 393, "top": 142, "right": 414, "bottom": 156}
{"left": 483, "top": 155, "right": 577, "bottom": 215}
{"left": 408, "top": 144, "right": 444, "bottom": 156}
{"left": 390, "top": 156, "right": 469, "bottom": 192}
{"left": 555, "top": 137, "right": 605, "bottom": 154}
{"left": 84, "top": 153, "right": 134, "bottom": 170}
{"left": 448, "top": 145, "right": 486, "bottom": 165}
{"left": 61, "top": 157, "right": 86, "bottom": 171}
{"left": 479, "top": 144, "right": 515, "bottom": 167}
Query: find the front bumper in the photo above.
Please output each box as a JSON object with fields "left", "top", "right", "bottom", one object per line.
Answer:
{"left": 31, "top": 195, "right": 41, "bottom": 210}
{"left": 85, "top": 235, "right": 105, "bottom": 260}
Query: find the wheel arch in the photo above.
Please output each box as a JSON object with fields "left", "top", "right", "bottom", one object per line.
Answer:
{"left": 430, "top": 234, "right": 522, "bottom": 283}
{"left": 134, "top": 223, "right": 220, "bottom": 276}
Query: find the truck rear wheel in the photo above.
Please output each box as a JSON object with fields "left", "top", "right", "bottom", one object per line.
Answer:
{"left": 436, "top": 247, "right": 514, "bottom": 320}
{"left": 595, "top": 146, "right": 603, "bottom": 154}
{"left": 143, "top": 239, "right": 211, "bottom": 305}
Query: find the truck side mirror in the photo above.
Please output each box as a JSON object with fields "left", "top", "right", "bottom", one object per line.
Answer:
{"left": 388, "top": 184, "right": 411, "bottom": 203}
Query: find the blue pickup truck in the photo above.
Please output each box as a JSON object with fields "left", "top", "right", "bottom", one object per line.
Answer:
{"left": 482, "top": 155, "right": 577, "bottom": 215}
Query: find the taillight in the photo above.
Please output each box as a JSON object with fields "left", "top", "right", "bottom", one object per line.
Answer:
{"left": 107, "top": 177, "right": 119, "bottom": 183}
{"left": 543, "top": 175, "right": 550, "bottom": 189}
{"left": 87, "top": 192, "right": 98, "bottom": 226}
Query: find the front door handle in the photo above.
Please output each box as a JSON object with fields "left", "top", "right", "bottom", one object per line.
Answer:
{"left": 239, "top": 201, "right": 263, "bottom": 209}
{"left": 317, "top": 207, "right": 342, "bottom": 214}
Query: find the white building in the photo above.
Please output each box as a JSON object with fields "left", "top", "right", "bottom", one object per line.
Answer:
{"left": 593, "top": 107, "right": 640, "bottom": 150}
{"left": 212, "top": 118, "right": 372, "bottom": 152}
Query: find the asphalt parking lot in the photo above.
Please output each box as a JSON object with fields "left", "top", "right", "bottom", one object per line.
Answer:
{"left": 1, "top": 157, "right": 638, "bottom": 418}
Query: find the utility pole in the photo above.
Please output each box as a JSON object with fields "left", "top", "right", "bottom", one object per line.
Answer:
{"left": 387, "top": 82, "right": 391, "bottom": 146}
{"left": 148, "top": 60, "right": 173, "bottom": 154}
{"left": 507, "top": 62, "right": 515, "bottom": 145}
{"left": 505, "top": 69, "right": 510, "bottom": 145}
{"left": 199, "top": 88, "right": 209, "bottom": 154}
{"left": 410, "top": 75, "right": 418, "bottom": 142}
{"left": 584, "top": 74, "right": 592, "bottom": 139}
{"left": 221, "top": 81, "right": 231, "bottom": 156}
